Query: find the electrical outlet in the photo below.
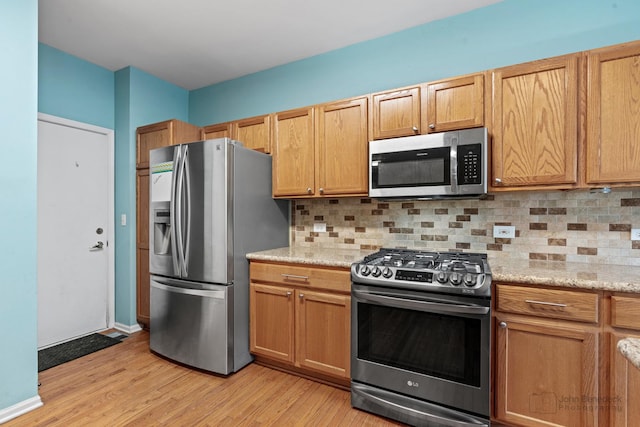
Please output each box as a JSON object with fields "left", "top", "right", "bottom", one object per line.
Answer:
{"left": 632, "top": 229, "right": 640, "bottom": 241}
{"left": 493, "top": 225, "right": 515, "bottom": 239}
{"left": 313, "top": 223, "right": 326, "bottom": 233}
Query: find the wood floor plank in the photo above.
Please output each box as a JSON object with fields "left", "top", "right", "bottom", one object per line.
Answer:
{"left": 7, "top": 331, "right": 402, "bottom": 426}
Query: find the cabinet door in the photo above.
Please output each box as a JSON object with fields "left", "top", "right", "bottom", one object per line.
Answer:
{"left": 316, "top": 97, "right": 368, "bottom": 197}
{"left": 136, "top": 169, "right": 149, "bottom": 250}
{"left": 495, "top": 316, "right": 599, "bottom": 427}
{"left": 202, "top": 122, "right": 232, "bottom": 140}
{"left": 136, "top": 248, "right": 150, "bottom": 327}
{"left": 424, "top": 73, "right": 484, "bottom": 133}
{"left": 137, "top": 122, "right": 172, "bottom": 169}
{"left": 233, "top": 114, "right": 271, "bottom": 153}
{"left": 587, "top": 42, "right": 640, "bottom": 184}
{"left": 250, "top": 283, "right": 295, "bottom": 363}
{"left": 372, "top": 87, "right": 421, "bottom": 139}
{"left": 492, "top": 54, "right": 579, "bottom": 189}
{"left": 272, "top": 107, "right": 315, "bottom": 197}
{"left": 296, "top": 290, "right": 350, "bottom": 379}
{"left": 610, "top": 332, "right": 640, "bottom": 427}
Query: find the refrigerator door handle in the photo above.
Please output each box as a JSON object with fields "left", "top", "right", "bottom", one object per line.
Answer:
{"left": 169, "top": 146, "right": 181, "bottom": 275}
{"left": 182, "top": 145, "right": 191, "bottom": 276}
{"left": 175, "top": 145, "right": 187, "bottom": 277}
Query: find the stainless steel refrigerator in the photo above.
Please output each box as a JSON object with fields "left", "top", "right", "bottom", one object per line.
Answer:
{"left": 148, "top": 138, "right": 289, "bottom": 375}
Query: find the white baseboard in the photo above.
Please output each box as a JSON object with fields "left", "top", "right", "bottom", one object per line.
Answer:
{"left": 114, "top": 322, "right": 143, "bottom": 335}
{"left": 0, "top": 395, "right": 43, "bottom": 424}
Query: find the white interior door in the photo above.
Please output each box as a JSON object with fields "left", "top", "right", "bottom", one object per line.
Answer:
{"left": 37, "top": 114, "right": 115, "bottom": 349}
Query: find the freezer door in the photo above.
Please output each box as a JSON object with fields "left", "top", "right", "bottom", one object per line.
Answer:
{"left": 150, "top": 276, "right": 233, "bottom": 374}
{"left": 181, "top": 139, "right": 232, "bottom": 283}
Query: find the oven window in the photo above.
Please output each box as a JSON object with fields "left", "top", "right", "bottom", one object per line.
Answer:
{"left": 357, "top": 302, "right": 481, "bottom": 387}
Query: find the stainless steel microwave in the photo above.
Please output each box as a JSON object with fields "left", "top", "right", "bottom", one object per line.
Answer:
{"left": 369, "top": 127, "right": 488, "bottom": 200}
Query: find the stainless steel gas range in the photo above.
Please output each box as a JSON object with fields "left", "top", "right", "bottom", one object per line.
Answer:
{"left": 350, "top": 248, "right": 492, "bottom": 427}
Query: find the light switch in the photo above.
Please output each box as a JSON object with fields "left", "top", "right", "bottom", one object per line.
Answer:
{"left": 313, "top": 223, "right": 326, "bottom": 233}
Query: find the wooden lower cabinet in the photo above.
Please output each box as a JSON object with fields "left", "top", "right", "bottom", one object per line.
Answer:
{"left": 610, "top": 332, "right": 640, "bottom": 427}
{"left": 495, "top": 314, "right": 599, "bottom": 427}
{"left": 249, "top": 261, "right": 350, "bottom": 386}
{"left": 136, "top": 248, "right": 150, "bottom": 327}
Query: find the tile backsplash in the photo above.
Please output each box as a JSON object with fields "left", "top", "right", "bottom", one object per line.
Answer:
{"left": 291, "top": 189, "right": 640, "bottom": 266}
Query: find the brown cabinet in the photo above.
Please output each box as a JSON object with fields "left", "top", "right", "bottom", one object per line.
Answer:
{"left": 586, "top": 42, "right": 640, "bottom": 186}
{"left": 233, "top": 114, "right": 271, "bottom": 153}
{"left": 608, "top": 294, "right": 640, "bottom": 426}
{"left": 249, "top": 261, "right": 351, "bottom": 384}
{"left": 315, "top": 97, "right": 368, "bottom": 197}
{"left": 490, "top": 54, "right": 580, "bottom": 190}
{"left": 423, "top": 73, "right": 485, "bottom": 133}
{"left": 201, "top": 122, "right": 232, "bottom": 140}
{"left": 272, "top": 107, "right": 315, "bottom": 197}
{"left": 371, "top": 86, "right": 421, "bottom": 139}
{"left": 135, "top": 119, "right": 201, "bottom": 328}
{"left": 494, "top": 283, "right": 600, "bottom": 427}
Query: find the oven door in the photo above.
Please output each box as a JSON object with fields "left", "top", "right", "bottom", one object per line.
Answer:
{"left": 351, "top": 283, "right": 491, "bottom": 420}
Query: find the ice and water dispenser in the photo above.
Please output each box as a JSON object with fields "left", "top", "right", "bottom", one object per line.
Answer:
{"left": 153, "top": 208, "right": 171, "bottom": 256}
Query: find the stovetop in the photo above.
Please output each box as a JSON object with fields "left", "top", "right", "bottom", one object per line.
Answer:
{"left": 351, "top": 248, "right": 491, "bottom": 297}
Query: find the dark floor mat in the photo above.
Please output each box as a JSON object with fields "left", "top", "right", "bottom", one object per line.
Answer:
{"left": 38, "top": 333, "right": 123, "bottom": 372}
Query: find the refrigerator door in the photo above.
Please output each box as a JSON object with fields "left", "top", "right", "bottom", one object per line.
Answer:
{"left": 149, "top": 139, "right": 232, "bottom": 283}
{"left": 150, "top": 275, "right": 232, "bottom": 374}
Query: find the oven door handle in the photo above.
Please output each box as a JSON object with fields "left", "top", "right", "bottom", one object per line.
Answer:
{"left": 353, "top": 289, "right": 489, "bottom": 316}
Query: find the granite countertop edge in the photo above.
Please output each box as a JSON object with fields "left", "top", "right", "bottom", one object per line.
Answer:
{"left": 617, "top": 338, "right": 640, "bottom": 371}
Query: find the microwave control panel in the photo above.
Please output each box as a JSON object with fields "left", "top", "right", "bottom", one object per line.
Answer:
{"left": 457, "top": 143, "right": 482, "bottom": 185}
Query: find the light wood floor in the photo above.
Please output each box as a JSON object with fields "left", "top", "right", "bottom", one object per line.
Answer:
{"left": 8, "top": 331, "right": 403, "bottom": 426}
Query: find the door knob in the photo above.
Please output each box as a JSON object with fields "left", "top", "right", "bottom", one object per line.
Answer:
{"left": 90, "top": 241, "right": 104, "bottom": 250}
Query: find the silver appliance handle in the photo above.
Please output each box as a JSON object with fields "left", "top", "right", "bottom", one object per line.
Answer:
{"left": 182, "top": 145, "right": 191, "bottom": 277}
{"left": 169, "top": 147, "right": 181, "bottom": 275}
{"left": 151, "top": 280, "right": 226, "bottom": 300}
{"left": 352, "top": 288, "right": 489, "bottom": 316}
{"left": 175, "top": 145, "right": 186, "bottom": 277}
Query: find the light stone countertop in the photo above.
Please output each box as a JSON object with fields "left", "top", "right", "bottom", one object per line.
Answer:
{"left": 617, "top": 338, "right": 640, "bottom": 371}
{"left": 247, "top": 246, "right": 640, "bottom": 293}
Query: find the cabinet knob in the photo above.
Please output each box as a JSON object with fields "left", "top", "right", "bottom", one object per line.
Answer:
{"left": 319, "top": 188, "right": 324, "bottom": 194}
{"left": 299, "top": 293, "right": 304, "bottom": 300}
{"left": 307, "top": 187, "right": 312, "bottom": 194}
{"left": 428, "top": 124, "right": 435, "bottom": 130}
{"left": 412, "top": 126, "right": 419, "bottom": 133}
{"left": 495, "top": 178, "right": 502, "bottom": 184}
{"left": 286, "top": 291, "right": 292, "bottom": 298}
{"left": 499, "top": 321, "right": 507, "bottom": 329}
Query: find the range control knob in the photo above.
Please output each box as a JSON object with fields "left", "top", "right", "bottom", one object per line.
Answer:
{"left": 449, "top": 272, "right": 463, "bottom": 286}
{"left": 436, "top": 271, "right": 448, "bottom": 283}
{"left": 382, "top": 267, "right": 393, "bottom": 279}
{"left": 360, "top": 265, "right": 371, "bottom": 276}
{"left": 464, "top": 273, "right": 476, "bottom": 287}
{"left": 371, "top": 267, "right": 382, "bottom": 277}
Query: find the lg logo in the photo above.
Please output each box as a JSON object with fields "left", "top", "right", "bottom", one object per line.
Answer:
{"left": 407, "top": 380, "right": 419, "bottom": 388}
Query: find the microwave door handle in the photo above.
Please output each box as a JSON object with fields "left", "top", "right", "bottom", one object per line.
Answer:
{"left": 170, "top": 147, "right": 181, "bottom": 275}
{"left": 450, "top": 144, "right": 458, "bottom": 193}
{"left": 352, "top": 289, "right": 489, "bottom": 316}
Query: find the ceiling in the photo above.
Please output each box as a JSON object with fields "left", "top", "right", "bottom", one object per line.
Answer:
{"left": 38, "top": 0, "right": 502, "bottom": 91}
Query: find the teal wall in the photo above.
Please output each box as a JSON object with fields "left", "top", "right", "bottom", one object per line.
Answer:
{"left": 114, "top": 67, "right": 190, "bottom": 325}
{"left": 0, "top": 0, "right": 39, "bottom": 412}
{"left": 189, "top": 0, "right": 640, "bottom": 126}
{"left": 38, "top": 43, "right": 114, "bottom": 129}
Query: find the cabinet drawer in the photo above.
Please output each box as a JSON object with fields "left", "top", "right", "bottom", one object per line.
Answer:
{"left": 250, "top": 262, "right": 350, "bottom": 293}
{"left": 611, "top": 295, "right": 640, "bottom": 330}
{"left": 496, "top": 284, "right": 599, "bottom": 323}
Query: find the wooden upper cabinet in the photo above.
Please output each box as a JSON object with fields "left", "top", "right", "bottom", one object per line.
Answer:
{"left": 371, "top": 86, "right": 421, "bottom": 139}
{"left": 233, "top": 114, "right": 271, "bottom": 153}
{"left": 272, "top": 107, "right": 315, "bottom": 197}
{"left": 136, "top": 119, "right": 202, "bottom": 169}
{"left": 202, "top": 122, "right": 232, "bottom": 140}
{"left": 491, "top": 54, "right": 579, "bottom": 190}
{"left": 587, "top": 41, "right": 640, "bottom": 185}
{"left": 423, "top": 73, "right": 485, "bottom": 133}
{"left": 316, "top": 97, "right": 368, "bottom": 197}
